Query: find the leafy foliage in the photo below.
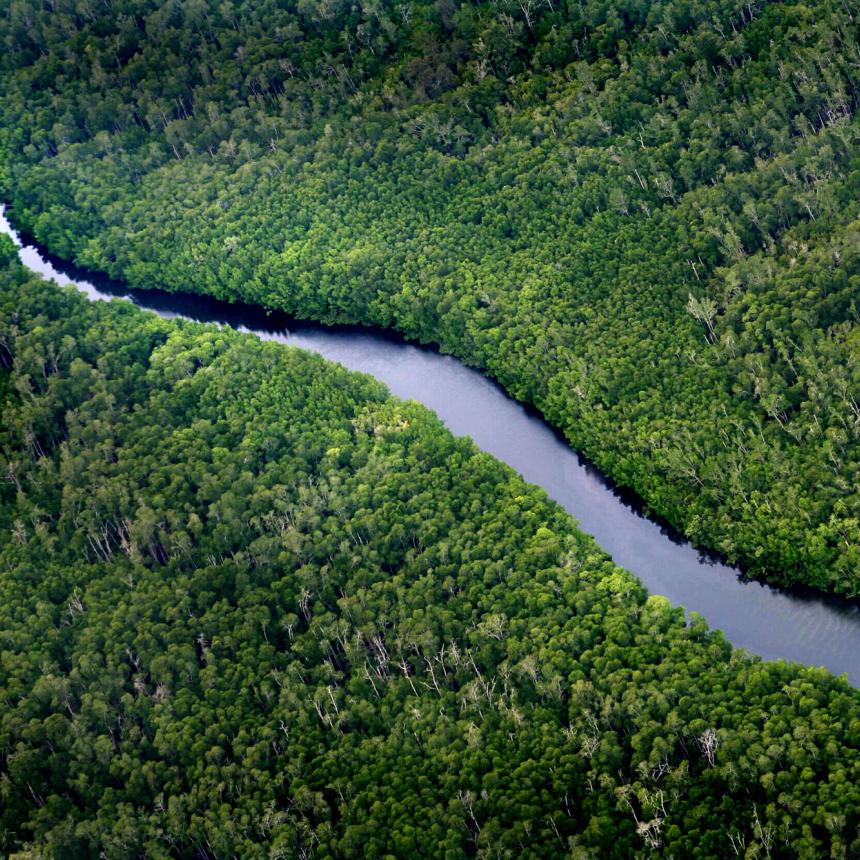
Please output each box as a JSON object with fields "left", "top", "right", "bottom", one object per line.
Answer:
{"left": 1, "top": 0, "right": 858, "bottom": 592}
{"left": 1, "top": 265, "right": 859, "bottom": 858}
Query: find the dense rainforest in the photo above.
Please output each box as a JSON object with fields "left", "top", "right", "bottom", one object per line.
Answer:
{"left": 0, "top": 0, "right": 858, "bottom": 594}
{"left": 0, "top": 252, "right": 858, "bottom": 857}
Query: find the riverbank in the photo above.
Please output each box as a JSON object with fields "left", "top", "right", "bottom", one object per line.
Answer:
{"left": 3, "top": 204, "right": 857, "bottom": 683}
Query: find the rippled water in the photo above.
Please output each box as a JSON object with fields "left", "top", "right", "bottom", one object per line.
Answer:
{"left": 3, "top": 206, "right": 857, "bottom": 683}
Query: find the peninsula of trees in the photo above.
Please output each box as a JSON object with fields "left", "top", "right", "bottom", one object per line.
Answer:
{"left": 1, "top": 0, "right": 858, "bottom": 593}
{"left": 2, "top": 250, "right": 859, "bottom": 857}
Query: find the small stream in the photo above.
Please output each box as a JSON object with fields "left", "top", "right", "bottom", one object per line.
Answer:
{"left": 2, "top": 205, "right": 857, "bottom": 684}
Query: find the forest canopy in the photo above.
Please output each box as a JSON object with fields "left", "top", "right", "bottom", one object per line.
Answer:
{"left": 0, "top": 0, "right": 857, "bottom": 594}
{"left": 1, "top": 261, "right": 859, "bottom": 857}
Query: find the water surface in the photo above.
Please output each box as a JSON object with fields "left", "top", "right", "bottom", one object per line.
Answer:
{"left": 2, "top": 206, "right": 857, "bottom": 683}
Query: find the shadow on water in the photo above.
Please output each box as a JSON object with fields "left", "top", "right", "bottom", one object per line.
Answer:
{"left": 6, "top": 227, "right": 781, "bottom": 555}
{"left": 0, "top": 220, "right": 783, "bottom": 551}
{"left": 3, "top": 204, "right": 858, "bottom": 684}
{"left": 9, "top": 215, "right": 709, "bottom": 544}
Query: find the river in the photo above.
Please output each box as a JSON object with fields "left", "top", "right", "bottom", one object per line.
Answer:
{"left": 2, "top": 205, "right": 857, "bottom": 684}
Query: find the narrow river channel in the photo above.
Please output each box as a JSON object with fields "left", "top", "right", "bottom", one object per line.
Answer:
{"left": 2, "top": 205, "right": 857, "bottom": 684}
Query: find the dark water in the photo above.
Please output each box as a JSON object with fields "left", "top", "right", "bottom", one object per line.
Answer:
{"left": 2, "top": 206, "right": 858, "bottom": 684}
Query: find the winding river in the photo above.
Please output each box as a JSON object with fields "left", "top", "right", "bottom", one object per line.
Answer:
{"left": 2, "top": 205, "right": 858, "bottom": 684}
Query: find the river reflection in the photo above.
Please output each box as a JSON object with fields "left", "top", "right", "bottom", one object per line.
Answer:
{"left": 2, "top": 206, "right": 857, "bottom": 683}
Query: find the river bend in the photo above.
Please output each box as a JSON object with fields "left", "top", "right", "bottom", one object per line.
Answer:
{"left": 2, "top": 206, "right": 857, "bottom": 684}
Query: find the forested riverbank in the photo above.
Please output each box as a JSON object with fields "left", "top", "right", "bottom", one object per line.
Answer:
{"left": 2, "top": 250, "right": 860, "bottom": 857}
{"left": 5, "top": 202, "right": 860, "bottom": 683}
{"left": 1, "top": 0, "right": 858, "bottom": 594}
